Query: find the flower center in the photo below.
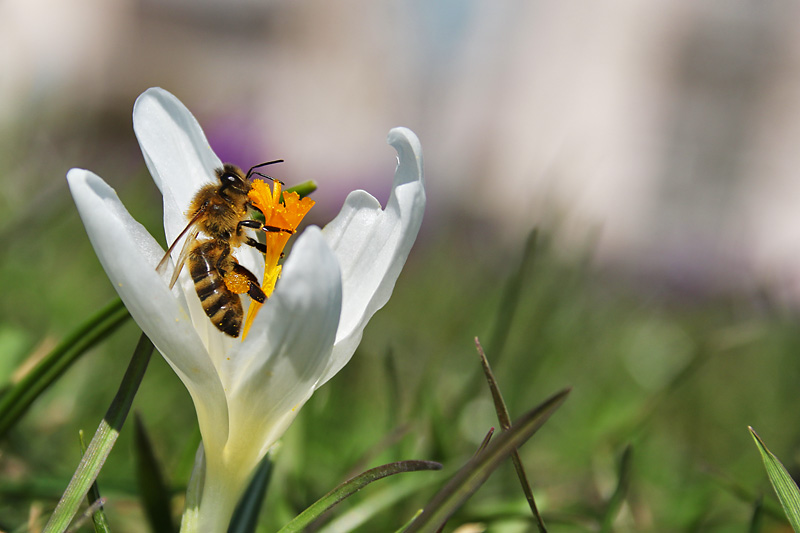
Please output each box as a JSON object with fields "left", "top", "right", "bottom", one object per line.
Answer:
{"left": 241, "top": 179, "right": 315, "bottom": 338}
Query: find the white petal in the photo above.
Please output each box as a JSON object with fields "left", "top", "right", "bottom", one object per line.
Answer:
{"left": 132, "top": 87, "right": 222, "bottom": 245}
{"left": 223, "top": 227, "right": 342, "bottom": 456}
{"left": 317, "top": 127, "right": 425, "bottom": 387}
{"left": 132, "top": 88, "right": 263, "bottom": 349}
{"left": 67, "top": 168, "right": 230, "bottom": 452}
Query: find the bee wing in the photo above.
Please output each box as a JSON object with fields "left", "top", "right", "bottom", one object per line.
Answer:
{"left": 157, "top": 208, "right": 205, "bottom": 289}
{"left": 166, "top": 228, "right": 199, "bottom": 289}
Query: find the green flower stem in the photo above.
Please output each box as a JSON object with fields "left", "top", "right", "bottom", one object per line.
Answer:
{"left": 0, "top": 298, "right": 130, "bottom": 437}
{"left": 284, "top": 180, "right": 317, "bottom": 199}
{"left": 43, "top": 332, "right": 154, "bottom": 533}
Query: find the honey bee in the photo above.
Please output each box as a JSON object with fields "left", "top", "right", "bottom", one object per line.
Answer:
{"left": 157, "top": 161, "right": 292, "bottom": 337}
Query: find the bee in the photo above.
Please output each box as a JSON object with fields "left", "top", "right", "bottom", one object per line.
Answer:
{"left": 156, "top": 161, "right": 292, "bottom": 337}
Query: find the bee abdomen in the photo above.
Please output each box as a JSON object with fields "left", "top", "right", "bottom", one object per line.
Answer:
{"left": 203, "top": 290, "right": 243, "bottom": 338}
{"left": 189, "top": 244, "right": 243, "bottom": 337}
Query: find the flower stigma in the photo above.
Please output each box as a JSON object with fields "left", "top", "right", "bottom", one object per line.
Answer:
{"left": 242, "top": 178, "right": 315, "bottom": 338}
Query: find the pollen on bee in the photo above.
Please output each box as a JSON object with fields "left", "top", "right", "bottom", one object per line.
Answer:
{"left": 223, "top": 270, "right": 250, "bottom": 294}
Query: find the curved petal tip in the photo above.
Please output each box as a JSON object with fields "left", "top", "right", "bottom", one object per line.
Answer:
{"left": 387, "top": 127, "right": 424, "bottom": 188}
{"left": 66, "top": 167, "right": 96, "bottom": 191}
{"left": 66, "top": 168, "right": 131, "bottom": 225}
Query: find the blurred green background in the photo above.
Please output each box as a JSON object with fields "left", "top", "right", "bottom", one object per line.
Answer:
{"left": 3, "top": 1, "right": 800, "bottom": 531}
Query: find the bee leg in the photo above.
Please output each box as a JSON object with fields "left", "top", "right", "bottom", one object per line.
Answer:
{"left": 238, "top": 219, "right": 294, "bottom": 235}
{"left": 264, "top": 225, "right": 294, "bottom": 234}
{"left": 214, "top": 242, "right": 234, "bottom": 275}
{"left": 244, "top": 237, "right": 267, "bottom": 254}
{"left": 248, "top": 282, "right": 266, "bottom": 304}
{"left": 232, "top": 264, "right": 266, "bottom": 303}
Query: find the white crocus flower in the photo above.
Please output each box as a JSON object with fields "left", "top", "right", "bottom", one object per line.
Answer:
{"left": 66, "top": 87, "right": 425, "bottom": 531}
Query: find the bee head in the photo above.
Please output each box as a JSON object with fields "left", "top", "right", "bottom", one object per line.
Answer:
{"left": 216, "top": 164, "right": 249, "bottom": 195}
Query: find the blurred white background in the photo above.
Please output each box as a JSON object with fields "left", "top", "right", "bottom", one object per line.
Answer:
{"left": 3, "top": 0, "right": 800, "bottom": 297}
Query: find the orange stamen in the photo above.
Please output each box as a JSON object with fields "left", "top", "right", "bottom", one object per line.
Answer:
{"left": 241, "top": 179, "right": 315, "bottom": 339}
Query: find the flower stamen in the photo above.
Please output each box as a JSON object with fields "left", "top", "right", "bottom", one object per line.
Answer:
{"left": 243, "top": 179, "right": 315, "bottom": 338}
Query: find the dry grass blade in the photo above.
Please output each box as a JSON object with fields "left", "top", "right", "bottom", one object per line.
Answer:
{"left": 475, "top": 337, "right": 547, "bottom": 532}
{"left": 403, "top": 387, "right": 570, "bottom": 533}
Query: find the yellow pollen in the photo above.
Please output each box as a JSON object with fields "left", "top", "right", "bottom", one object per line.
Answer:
{"left": 223, "top": 270, "right": 250, "bottom": 294}
{"left": 241, "top": 179, "right": 315, "bottom": 339}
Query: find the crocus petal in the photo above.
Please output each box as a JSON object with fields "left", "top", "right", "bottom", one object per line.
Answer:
{"left": 67, "top": 168, "right": 230, "bottom": 453}
{"left": 133, "top": 87, "right": 262, "bottom": 350}
{"left": 226, "top": 226, "right": 342, "bottom": 457}
{"left": 132, "top": 87, "right": 222, "bottom": 245}
{"left": 317, "top": 127, "right": 425, "bottom": 387}
{"left": 190, "top": 228, "right": 342, "bottom": 532}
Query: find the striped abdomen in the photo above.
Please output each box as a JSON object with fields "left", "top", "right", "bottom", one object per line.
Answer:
{"left": 188, "top": 240, "right": 242, "bottom": 337}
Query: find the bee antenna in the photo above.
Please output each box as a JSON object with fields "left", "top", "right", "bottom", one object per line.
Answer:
{"left": 251, "top": 171, "right": 285, "bottom": 185}
{"left": 245, "top": 159, "right": 284, "bottom": 180}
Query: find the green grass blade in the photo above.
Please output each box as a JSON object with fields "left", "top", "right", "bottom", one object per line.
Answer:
{"left": 134, "top": 413, "right": 176, "bottom": 533}
{"left": 749, "top": 426, "right": 800, "bottom": 531}
{"left": 227, "top": 453, "right": 273, "bottom": 533}
{"left": 462, "top": 230, "right": 538, "bottom": 401}
{"left": 317, "top": 473, "right": 443, "bottom": 533}
{"left": 394, "top": 510, "right": 423, "bottom": 533}
{"left": 600, "top": 444, "right": 633, "bottom": 532}
{"left": 63, "top": 498, "right": 108, "bottom": 533}
{"left": 277, "top": 460, "right": 442, "bottom": 533}
{"left": 749, "top": 494, "right": 764, "bottom": 533}
{"left": 0, "top": 298, "right": 129, "bottom": 437}
{"left": 486, "top": 229, "right": 538, "bottom": 363}
{"left": 79, "top": 430, "right": 111, "bottom": 533}
{"left": 87, "top": 499, "right": 111, "bottom": 533}
{"left": 403, "top": 388, "right": 570, "bottom": 533}
{"left": 43, "top": 332, "right": 154, "bottom": 533}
